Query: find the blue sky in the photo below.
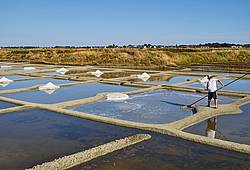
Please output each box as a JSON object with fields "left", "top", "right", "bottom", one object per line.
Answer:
{"left": 0, "top": 0, "right": 250, "bottom": 46}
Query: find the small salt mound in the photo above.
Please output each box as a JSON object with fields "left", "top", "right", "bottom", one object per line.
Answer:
{"left": 39, "top": 82, "right": 60, "bottom": 91}
{"left": 24, "top": 67, "right": 36, "bottom": 70}
{"left": 91, "top": 70, "right": 104, "bottom": 77}
{"left": 137, "top": 72, "right": 150, "bottom": 82}
{"left": 0, "top": 77, "right": 13, "bottom": 87}
{"left": 0, "top": 77, "right": 13, "bottom": 83}
{"left": 198, "top": 76, "right": 209, "bottom": 87}
{"left": 56, "top": 67, "right": 69, "bottom": 75}
{"left": 106, "top": 93, "right": 129, "bottom": 101}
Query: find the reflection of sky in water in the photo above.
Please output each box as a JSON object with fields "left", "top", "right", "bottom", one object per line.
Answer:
{"left": 145, "top": 76, "right": 201, "bottom": 84}
{"left": 0, "top": 78, "right": 73, "bottom": 91}
{"left": 184, "top": 103, "right": 250, "bottom": 145}
{"left": 0, "top": 109, "right": 141, "bottom": 170}
{"left": 70, "top": 90, "right": 235, "bottom": 124}
{"left": 0, "top": 75, "right": 32, "bottom": 79}
{"left": 46, "top": 71, "right": 62, "bottom": 75}
{"left": 0, "top": 101, "right": 17, "bottom": 109}
{"left": 222, "top": 79, "right": 250, "bottom": 92}
{"left": 3, "top": 83, "right": 137, "bottom": 104}
{"left": 187, "top": 78, "right": 250, "bottom": 92}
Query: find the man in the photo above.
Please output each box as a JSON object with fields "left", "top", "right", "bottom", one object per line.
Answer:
{"left": 207, "top": 75, "right": 224, "bottom": 108}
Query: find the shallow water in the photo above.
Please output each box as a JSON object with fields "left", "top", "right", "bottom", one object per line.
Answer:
{"left": 221, "top": 78, "right": 250, "bottom": 92}
{"left": 187, "top": 78, "right": 250, "bottom": 92}
{"left": 46, "top": 71, "right": 63, "bottom": 75}
{"left": 3, "top": 83, "right": 137, "bottom": 104}
{"left": 190, "top": 71, "right": 246, "bottom": 77}
{"left": 0, "top": 101, "right": 17, "bottom": 109}
{"left": 184, "top": 103, "right": 250, "bottom": 145}
{"left": 100, "top": 72, "right": 141, "bottom": 79}
{"left": 0, "top": 75, "right": 32, "bottom": 80}
{"left": 70, "top": 90, "right": 235, "bottom": 124}
{"left": 5, "top": 67, "right": 45, "bottom": 73}
{"left": 71, "top": 133, "right": 250, "bottom": 170}
{"left": 0, "top": 109, "right": 141, "bottom": 170}
{"left": 0, "top": 65, "right": 23, "bottom": 71}
{"left": 0, "top": 78, "right": 73, "bottom": 91}
{"left": 144, "top": 75, "right": 201, "bottom": 85}
{"left": 79, "top": 71, "right": 144, "bottom": 79}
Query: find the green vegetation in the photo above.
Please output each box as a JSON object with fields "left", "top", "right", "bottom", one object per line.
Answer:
{"left": 0, "top": 48, "right": 250, "bottom": 68}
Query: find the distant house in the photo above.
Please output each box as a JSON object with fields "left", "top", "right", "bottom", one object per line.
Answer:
{"left": 231, "top": 45, "right": 242, "bottom": 48}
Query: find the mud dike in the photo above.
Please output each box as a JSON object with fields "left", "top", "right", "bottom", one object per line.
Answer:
{"left": 0, "top": 62, "right": 250, "bottom": 169}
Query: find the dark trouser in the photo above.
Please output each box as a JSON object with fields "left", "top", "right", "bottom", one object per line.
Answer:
{"left": 208, "top": 92, "right": 218, "bottom": 108}
{"left": 208, "top": 92, "right": 217, "bottom": 100}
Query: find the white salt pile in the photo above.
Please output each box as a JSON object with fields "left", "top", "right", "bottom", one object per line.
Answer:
{"left": 106, "top": 93, "right": 129, "bottom": 101}
{"left": 0, "top": 77, "right": 13, "bottom": 83}
{"left": 0, "top": 77, "right": 13, "bottom": 87}
{"left": 56, "top": 67, "right": 69, "bottom": 75}
{"left": 137, "top": 72, "right": 150, "bottom": 82}
{"left": 39, "top": 82, "right": 60, "bottom": 94}
{"left": 91, "top": 70, "right": 104, "bottom": 77}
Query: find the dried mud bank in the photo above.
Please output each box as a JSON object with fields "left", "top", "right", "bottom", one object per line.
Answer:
{"left": 27, "top": 134, "right": 151, "bottom": 170}
{"left": 0, "top": 105, "right": 32, "bottom": 115}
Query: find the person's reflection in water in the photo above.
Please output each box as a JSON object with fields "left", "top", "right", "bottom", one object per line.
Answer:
{"left": 191, "top": 107, "right": 197, "bottom": 114}
{"left": 206, "top": 117, "right": 217, "bottom": 139}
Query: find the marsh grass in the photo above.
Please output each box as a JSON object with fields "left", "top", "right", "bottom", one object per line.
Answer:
{"left": 1, "top": 48, "right": 250, "bottom": 68}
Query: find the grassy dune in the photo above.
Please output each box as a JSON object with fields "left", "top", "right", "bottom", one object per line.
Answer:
{"left": 0, "top": 48, "right": 250, "bottom": 68}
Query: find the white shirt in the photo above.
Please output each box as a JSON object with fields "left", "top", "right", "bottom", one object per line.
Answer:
{"left": 207, "top": 78, "right": 218, "bottom": 92}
